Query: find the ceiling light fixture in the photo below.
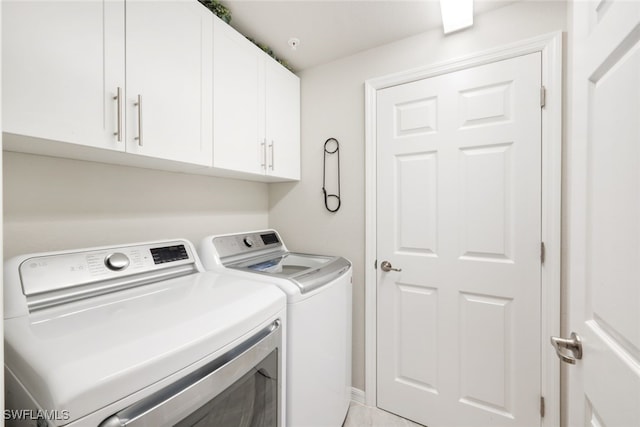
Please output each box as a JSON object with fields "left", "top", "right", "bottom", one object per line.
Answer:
{"left": 439, "top": 0, "right": 474, "bottom": 34}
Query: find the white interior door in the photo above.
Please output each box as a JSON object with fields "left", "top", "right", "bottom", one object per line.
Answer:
{"left": 376, "top": 53, "right": 543, "bottom": 427}
{"left": 566, "top": 1, "right": 640, "bottom": 425}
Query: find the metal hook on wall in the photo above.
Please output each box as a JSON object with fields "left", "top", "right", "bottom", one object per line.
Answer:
{"left": 322, "top": 138, "right": 341, "bottom": 213}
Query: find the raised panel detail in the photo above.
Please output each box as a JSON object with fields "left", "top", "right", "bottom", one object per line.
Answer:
{"left": 459, "top": 143, "right": 513, "bottom": 262}
{"left": 395, "top": 152, "right": 438, "bottom": 256}
{"left": 589, "top": 41, "right": 640, "bottom": 353}
{"left": 459, "top": 82, "right": 513, "bottom": 129}
{"left": 394, "top": 97, "right": 438, "bottom": 137}
{"left": 459, "top": 292, "right": 513, "bottom": 418}
{"left": 586, "top": 398, "right": 606, "bottom": 427}
{"left": 396, "top": 283, "right": 438, "bottom": 394}
{"left": 595, "top": 0, "right": 612, "bottom": 24}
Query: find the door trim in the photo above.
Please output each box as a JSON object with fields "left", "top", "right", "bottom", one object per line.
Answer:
{"left": 364, "top": 31, "right": 563, "bottom": 426}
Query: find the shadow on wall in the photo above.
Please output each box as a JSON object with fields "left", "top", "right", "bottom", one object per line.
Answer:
{"left": 3, "top": 152, "right": 270, "bottom": 258}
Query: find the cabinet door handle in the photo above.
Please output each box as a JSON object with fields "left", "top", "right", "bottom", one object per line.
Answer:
{"left": 269, "top": 141, "right": 275, "bottom": 170}
{"left": 113, "top": 87, "right": 122, "bottom": 142}
{"left": 261, "top": 139, "right": 267, "bottom": 170}
{"left": 134, "top": 94, "right": 143, "bottom": 146}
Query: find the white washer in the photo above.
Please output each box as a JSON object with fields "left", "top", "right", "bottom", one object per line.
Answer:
{"left": 4, "top": 239, "right": 287, "bottom": 426}
{"left": 199, "top": 230, "right": 352, "bottom": 427}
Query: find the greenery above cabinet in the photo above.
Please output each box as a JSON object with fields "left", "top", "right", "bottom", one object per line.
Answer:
{"left": 198, "top": 0, "right": 293, "bottom": 71}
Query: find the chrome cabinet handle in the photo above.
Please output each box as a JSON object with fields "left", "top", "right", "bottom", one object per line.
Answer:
{"left": 261, "top": 139, "right": 267, "bottom": 170}
{"left": 113, "top": 87, "right": 122, "bottom": 142}
{"left": 380, "top": 261, "right": 402, "bottom": 272}
{"left": 550, "top": 332, "right": 583, "bottom": 365}
{"left": 269, "top": 141, "right": 275, "bottom": 170}
{"left": 134, "top": 94, "right": 143, "bottom": 146}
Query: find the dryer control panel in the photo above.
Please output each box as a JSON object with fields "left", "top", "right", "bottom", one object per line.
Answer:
{"left": 17, "top": 240, "right": 197, "bottom": 313}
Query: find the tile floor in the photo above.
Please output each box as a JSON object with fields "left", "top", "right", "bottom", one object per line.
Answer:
{"left": 342, "top": 402, "right": 425, "bottom": 427}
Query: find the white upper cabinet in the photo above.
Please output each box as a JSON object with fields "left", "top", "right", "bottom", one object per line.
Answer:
{"left": 212, "top": 16, "right": 300, "bottom": 182}
{"left": 2, "top": 0, "right": 126, "bottom": 151}
{"left": 265, "top": 57, "right": 300, "bottom": 181}
{"left": 126, "top": 0, "right": 212, "bottom": 166}
{"left": 3, "top": 0, "right": 212, "bottom": 168}
{"left": 2, "top": 1, "right": 299, "bottom": 180}
{"left": 212, "top": 16, "right": 265, "bottom": 176}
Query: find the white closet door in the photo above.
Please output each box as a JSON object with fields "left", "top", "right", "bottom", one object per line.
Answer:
{"left": 376, "top": 52, "right": 542, "bottom": 427}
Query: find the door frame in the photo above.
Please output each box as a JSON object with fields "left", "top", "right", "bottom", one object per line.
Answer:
{"left": 364, "top": 31, "right": 563, "bottom": 426}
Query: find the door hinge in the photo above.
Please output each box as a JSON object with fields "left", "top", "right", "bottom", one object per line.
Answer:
{"left": 540, "top": 396, "right": 545, "bottom": 418}
{"left": 540, "top": 242, "right": 546, "bottom": 264}
{"left": 540, "top": 86, "right": 546, "bottom": 108}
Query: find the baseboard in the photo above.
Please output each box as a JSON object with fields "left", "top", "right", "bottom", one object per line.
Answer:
{"left": 350, "top": 387, "right": 366, "bottom": 405}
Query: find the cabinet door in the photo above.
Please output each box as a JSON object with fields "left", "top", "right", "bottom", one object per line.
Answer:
{"left": 265, "top": 59, "right": 300, "bottom": 180}
{"left": 126, "top": 0, "right": 212, "bottom": 166}
{"left": 212, "top": 16, "right": 265, "bottom": 175}
{"left": 2, "top": 0, "right": 125, "bottom": 150}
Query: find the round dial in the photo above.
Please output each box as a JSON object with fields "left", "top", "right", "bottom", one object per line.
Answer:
{"left": 104, "top": 252, "right": 130, "bottom": 271}
{"left": 243, "top": 237, "right": 254, "bottom": 248}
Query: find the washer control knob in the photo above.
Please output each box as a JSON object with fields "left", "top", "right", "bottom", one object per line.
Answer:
{"left": 105, "top": 252, "right": 130, "bottom": 271}
{"left": 243, "top": 237, "right": 254, "bottom": 248}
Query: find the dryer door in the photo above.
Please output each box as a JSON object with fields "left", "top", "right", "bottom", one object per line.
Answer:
{"left": 100, "top": 320, "right": 282, "bottom": 427}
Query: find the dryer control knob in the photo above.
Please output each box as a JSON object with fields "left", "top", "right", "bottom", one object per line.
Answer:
{"left": 243, "top": 237, "right": 254, "bottom": 248}
{"left": 105, "top": 252, "right": 130, "bottom": 271}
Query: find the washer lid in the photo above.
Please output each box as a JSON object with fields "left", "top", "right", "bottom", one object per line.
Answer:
{"left": 4, "top": 271, "right": 285, "bottom": 425}
{"left": 229, "top": 252, "right": 352, "bottom": 294}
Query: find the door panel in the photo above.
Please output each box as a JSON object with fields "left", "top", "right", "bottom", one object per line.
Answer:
{"left": 265, "top": 58, "right": 300, "bottom": 180}
{"left": 395, "top": 283, "right": 438, "bottom": 391}
{"left": 377, "top": 53, "right": 542, "bottom": 427}
{"left": 212, "top": 17, "right": 264, "bottom": 175}
{"left": 126, "top": 0, "right": 212, "bottom": 166}
{"left": 2, "top": 0, "right": 125, "bottom": 150}
{"left": 569, "top": 1, "right": 640, "bottom": 425}
{"left": 459, "top": 143, "right": 514, "bottom": 260}
{"left": 459, "top": 292, "right": 512, "bottom": 417}
{"left": 395, "top": 152, "right": 438, "bottom": 254}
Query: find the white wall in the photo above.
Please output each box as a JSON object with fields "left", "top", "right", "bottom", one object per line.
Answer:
{"left": 4, "top": 152, "right": 269, "bottom": 258}
{"left": 269, "top": 0, "right": 568, "bottom": 391}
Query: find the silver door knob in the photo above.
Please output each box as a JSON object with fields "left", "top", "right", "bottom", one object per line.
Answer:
{"left": 380, "top": 261, "right": 402, "bottom": 272}
{"left": 550, "top": 332, "right": 582, "bottom": 364}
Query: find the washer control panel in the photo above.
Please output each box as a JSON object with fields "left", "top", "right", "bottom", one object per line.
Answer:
{"left": 213, "top": 231, "right": 283, "bottom": 259}
{"left": 19, "top": 241, "right": 195, "bottom": 297}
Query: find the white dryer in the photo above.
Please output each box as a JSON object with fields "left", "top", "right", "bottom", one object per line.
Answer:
{"left": 4, "top": 239, "right": 287, "bottom": 426}
{"left": 199, "top": 230, "right": 352, "bottom": 427}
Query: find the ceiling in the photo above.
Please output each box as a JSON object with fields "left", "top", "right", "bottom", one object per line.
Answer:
{"left": 221, "top": 0, "right": 517, "bottom": 72}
